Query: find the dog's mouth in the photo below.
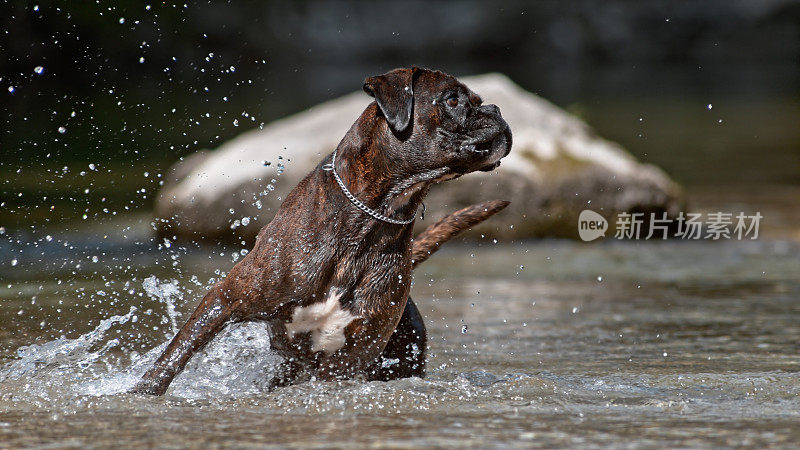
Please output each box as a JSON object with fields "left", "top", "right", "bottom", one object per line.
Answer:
{"left": 444, "top": 105, "right": 512, "bottom": 174}
{"left": 471, "top": 125, "right": 511, "bottom": 172}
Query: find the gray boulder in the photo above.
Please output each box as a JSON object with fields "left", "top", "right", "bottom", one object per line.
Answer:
{"left": 155, "top": 73, "right": 684, "bottom": 242}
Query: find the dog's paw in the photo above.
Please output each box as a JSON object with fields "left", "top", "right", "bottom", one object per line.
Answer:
{"left": 128, "top": 378, "right": 168, "bottom": 396}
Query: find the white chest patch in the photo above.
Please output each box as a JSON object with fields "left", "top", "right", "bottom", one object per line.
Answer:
{"left": 285, "top": 290, "right": 359, "bottom": 355}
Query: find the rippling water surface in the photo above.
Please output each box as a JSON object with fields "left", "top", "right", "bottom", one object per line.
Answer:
{"left": 1, "top": 223, "right": 799, "bottom": 447}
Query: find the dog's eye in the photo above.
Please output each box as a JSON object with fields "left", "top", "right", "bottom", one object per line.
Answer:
{"left": 446, "top": 95, "right": 459, "bottom": 107}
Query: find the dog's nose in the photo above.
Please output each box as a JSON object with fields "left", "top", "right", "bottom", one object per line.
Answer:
{"left": 481, "top": 104, "right": 501, "bottom": 116}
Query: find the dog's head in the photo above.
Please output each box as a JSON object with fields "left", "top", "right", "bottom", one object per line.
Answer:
{"left": 363, "top": 67, "right": 512, "bottom": 179}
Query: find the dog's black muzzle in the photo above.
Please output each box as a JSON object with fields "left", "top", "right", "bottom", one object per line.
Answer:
{"left": 469, "top": 104, "right": 512, "bottom": 171}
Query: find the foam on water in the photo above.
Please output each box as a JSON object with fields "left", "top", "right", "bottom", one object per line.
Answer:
{"left": 0, "top": 275, "right": 285, "bottom": 402}
{"left": 0, "top": 306, "right": 138, "bottom": 384}
{"left": 79, "top": 321, "right": 284, "bottom": 399}
{"left": 1, "top": 320, "right": 286, "bottom": 401}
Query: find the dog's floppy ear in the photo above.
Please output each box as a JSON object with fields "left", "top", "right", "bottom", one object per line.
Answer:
{"left": 363, "top": 67, "right": 420, "bottom": 133}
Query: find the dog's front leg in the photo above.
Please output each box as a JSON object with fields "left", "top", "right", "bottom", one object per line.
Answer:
{"left": 130, "top": 282, "right": 239, "bottom": 395}
{"left": 366, "top": 297, "right": 427, "bottom": 381}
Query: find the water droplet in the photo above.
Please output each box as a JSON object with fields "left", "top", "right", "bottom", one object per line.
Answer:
{"left": 89, "top": 163, "right": 96, "bottom": 170}
{"left": 119, "top": 17, "right": 126, "bottom": 24}
{"left": 707, "top": 103, "right": 712, "bottom": 110}
{"left": 572, "top": 307, "right": 579, "bottom": 313}
{"left": 58, "top": 126, "right": 66, "bottom": 134}
{"left": 33, "top": 5, "right": 39, "bottom": 11}
{"left": 8, "top": 86, "right": 15, "bottom": 93}
{"left": 241, "top": 217, "right": 250, "bottom": 226}
{"left": 139, "top": 57, "right": 145, "bottom": 63}
{"left": 233, "top": 119, "right": 239, "bottom": 126}
{"left": 229, "top": 65, "right": 236, "bottom": 72}
{"left": 597, "top": 276, "right": 603, "bottom": 282}
{"left": 91, "top": 256, "right": 99, "bottom": 263}
{"left": 461, "top": 325, "right": 468, "bottom": 334}
{"left": 11, "top": 259, "right": 18, "bottom": 266}
{"left": 34, "top": 66, "right": 44, "bottom": 75}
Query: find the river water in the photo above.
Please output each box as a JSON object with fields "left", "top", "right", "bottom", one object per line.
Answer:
{"left": 1, "top": 204, "right": 798, "bottom": 448}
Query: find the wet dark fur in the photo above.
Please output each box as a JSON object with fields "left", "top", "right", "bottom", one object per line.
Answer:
{"left": 132, "top": 67, "right": 511, "bottom": 395}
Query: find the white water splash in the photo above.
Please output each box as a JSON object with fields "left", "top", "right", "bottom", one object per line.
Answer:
{"left": 142, "top": 275, "right": 182, "bottom": 335}
{"left": 1, "top": 279, "right": 284, "bottom": 400}
{"left": 0, "top": 306, "right": 138, "bottom": 383}
{"left": 80, "top": 321, "right": 283, "bottom": 398}
{"left": 170, "top": 322, "right": 283, "bottom": 399}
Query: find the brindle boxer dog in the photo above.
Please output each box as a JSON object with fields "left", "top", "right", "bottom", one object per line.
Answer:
{"left": 132, "top": 67, "right": 512, "bottom": 395}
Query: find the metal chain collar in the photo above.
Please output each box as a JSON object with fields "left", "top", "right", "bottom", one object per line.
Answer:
{"left": 322, "top": 150, "right": 416, "bottom": 225}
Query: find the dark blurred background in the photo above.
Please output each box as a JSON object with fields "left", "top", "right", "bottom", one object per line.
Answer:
{"left": 2, "top": 0, "right": 799, "bottom": 230}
